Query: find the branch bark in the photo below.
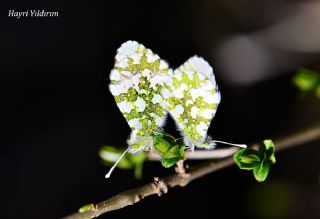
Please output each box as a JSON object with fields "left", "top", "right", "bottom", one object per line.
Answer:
{"left": 148, "top": 147, "right": 239, "bottom": 160}
{"left": 62, "top": 124, "right": 320, "bottom": 219}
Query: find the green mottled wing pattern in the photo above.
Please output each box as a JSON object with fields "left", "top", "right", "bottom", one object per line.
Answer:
{"left": 109, "top": 41, "right": 172, "bottom": 153}
{"left": 164, "top": 56, "right": 221, "bottom": 149}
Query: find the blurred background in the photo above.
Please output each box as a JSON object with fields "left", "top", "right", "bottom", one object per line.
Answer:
{"left": 1, "top": 0, "right": 320, "bottom": 218}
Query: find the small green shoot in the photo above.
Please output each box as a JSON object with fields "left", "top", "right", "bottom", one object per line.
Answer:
{"left": 234, "top": 140, "right": 276, "bottom": 182}
{"left": 78, "top": 203, "right": 94, "bottom": 213}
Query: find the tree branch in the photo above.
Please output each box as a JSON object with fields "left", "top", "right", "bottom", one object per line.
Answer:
{"left": 62, "top": 124, "right": 320, "bottom": 219}
{"left": 148, "top": 147, "right": 239, "bottom": 160}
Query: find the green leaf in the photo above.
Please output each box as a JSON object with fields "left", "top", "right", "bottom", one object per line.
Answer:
{"left": 234, "top": 149, "right": 261, "bottom": 170}
{"left": 269, "top": 154, "right": 276, "bottom": 164}
{"left": 153, "top": 132, "right": 164, "bottom": 144}
{"left": 79, "top": 204, "right": 94, "bottom": 213}
{"left": 263, "top": 139, "right": 274, "bottom": 151}
{"left": 241, "top": 154, "right": 260, "bottom": 163}
{"left": 253, "top": 162, "right": 271, "bottom": 182}
{"left": 153, "top": 138, "right": 171, "bottom": 156}
{"left": 234, "top": 149, "right": 245, "bottom": 166}
{"left": 239, "top": 162, "right": 260, "bottom": 170}
{"left": 261, "top": 140, "right": 276, "bottom": 164}
{"left": 234, "top": 140, "right": 276, "bottom": 182}
{"left": 293, "top": 68, "right": 320, "bottom": 92}
{"left": 162, "top": 145, "right": 185, "bottom": 168}
{"left": 241, "top": 149, "right": 261, "bottom": 163}
{"left": 163, "top": 145, "right": 182, "bottom": 159}
{"left": 162, "top": 157, "right": 180, "bottom": 168}
{"left": 149, "top": 133, "right": 186, "bottom": 168}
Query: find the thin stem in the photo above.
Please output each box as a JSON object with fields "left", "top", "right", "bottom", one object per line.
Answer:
{"left": 62, "top": 124, "right": 320, "bottom": 219}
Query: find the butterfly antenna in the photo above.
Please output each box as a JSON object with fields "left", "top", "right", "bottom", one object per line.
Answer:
{"left": 105, "top": 148, "right": 129, "bottom": 179}
{"left": 211, "top": 140, "right": 247, "bottom": 148}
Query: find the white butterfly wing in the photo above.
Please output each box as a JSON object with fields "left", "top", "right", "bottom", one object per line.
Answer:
{"left": 109, "top": 41, "right": 172, "bottom": 153}
{"left": 165, "top": 56, "right": 221, "bottom": 149}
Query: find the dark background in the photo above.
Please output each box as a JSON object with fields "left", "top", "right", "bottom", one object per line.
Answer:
{"left": 1, "top": 0, "right": 320, "bottom": 218}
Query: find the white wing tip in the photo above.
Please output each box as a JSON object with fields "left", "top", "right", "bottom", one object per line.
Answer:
{"left": 117, "top": 40, "right": 143, "bottom": 55}
{"left": 188, "top": 55, "right": 213, "bottom": 72}
{"left": 180, "top": 55, "right": 216, "bottom": 85}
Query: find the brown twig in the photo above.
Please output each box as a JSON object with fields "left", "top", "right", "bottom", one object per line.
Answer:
{"left": 62, "top": 124, "right": 320, "bottom": 219}
{"left": 148, "top": 147, "right": 238, "bottom": 160}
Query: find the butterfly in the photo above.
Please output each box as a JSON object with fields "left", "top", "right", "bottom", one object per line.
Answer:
{"left": 106, "top": 41, "right": 246, "bottom": 178}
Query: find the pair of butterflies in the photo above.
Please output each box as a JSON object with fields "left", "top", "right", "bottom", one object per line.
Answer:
{"left": 106, "top": 41, "right": 245, "bottom": 178}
